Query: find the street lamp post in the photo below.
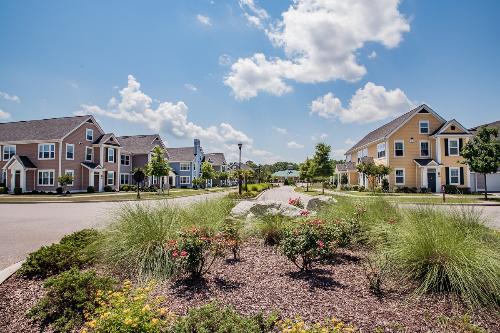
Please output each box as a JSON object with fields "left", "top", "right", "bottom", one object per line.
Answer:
{"left": 238, "top": 143, "right": 242, "bottom": 195}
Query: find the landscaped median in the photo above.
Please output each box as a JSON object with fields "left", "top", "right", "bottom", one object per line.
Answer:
{"left": 227, "top": 182, "right": 271, "bottom": 199}
{"left": 1, "top": 195, "right": 499, "bottom": 332}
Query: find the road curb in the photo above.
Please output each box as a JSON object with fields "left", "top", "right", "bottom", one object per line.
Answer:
{"left": 0, "top": 260, "right": 24, "bottom": 285}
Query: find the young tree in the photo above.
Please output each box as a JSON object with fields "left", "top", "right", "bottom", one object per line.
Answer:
{"left": 357, "top": 162, "right": 392, "bottom": 193}
{"left": 461, "top": 127, "right": 500, "bottom": 200}
{"left": 201, "top": 161, "right": 216, "bottom": 190}
{"left": 217, "top": 171, "right": 229, "bottom": 186}
{"left": 299, "top": 157, "right": 316, "bottom": 192}
{"left": 58, "top": 174, "right": 74, "bottom": 196}
{"left": 133, "top": 168, "right": 146, "bottom": 199}
{"left": 145, "top": 146, "right": 172, "bottom": 195}
{"left": 192, "top": 177, "right": 202, "bottom": 190}
{"left": 312, "top": 143, "right": 333, "bottom": 194}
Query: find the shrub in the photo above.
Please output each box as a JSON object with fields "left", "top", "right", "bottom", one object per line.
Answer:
{"left": 56, "top": 187, "right": 63, "bottom": 195}
{"left": 288, "top": 197, "right": 304, "bottom": 208}
{"left": 278, "top": 317, "right": 356, "bottom": 333}
{"left": 255, "top": 215, "right": 293, "bottom": 246}
{"left": 358, "top": 186, "right": 365, "bottom": 192}
{"left": 87, "top": 186, "right": 95, "bottom": 193}
{"left": 0, "top": 186, "right": 8, "bottom": 194}
{"left": 84, "top": 281, "right": 175, "bottom": 333}
{"left": 385, "top": 207, "right": 500, "bottom": 307}
{"left": 20, "top": 229, "right": 99, "bottom": 278}
{"left": 28, "top": 268, "right": 115, "bottom": 333}
{"left": 31, "top": 190, "right": 39, "bottom": 194}
{"left": 279, "top": 219, "right": 337, "bottom": 271}
{"left": 220, "top": 218, "right": 243, "bottom": 260}
{"left": 420, "top": 187, "right": 429, "bottom": 194}
{"left": 361, "top": 254, "right": 389, "bottom": 295}
{"left": 381, "top": 178, "right": 390, "bottom": 192}
{"left": 14, "top": 187, "right": 22, "bottom": 195}
{"left": 172, "top": 302, "right": 277, "bottom": 333}
{"left": 352, "top": 185, "right": 359, "bottom": 191}
{"left": 120, "top": 184, "right": 130, "bottom": 192}
{"left": 103, "top": 185, "right": 113, "bottom": 192}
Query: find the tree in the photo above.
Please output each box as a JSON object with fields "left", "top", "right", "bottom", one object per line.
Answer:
{"left": 133, "top": 168, "right": 146, "bottom": 199}
{"left": 217, "top": 171, "right": 229, "bottom": 186}
{"left": 145, "top": 146, "right": 172, "bottom": 195}
{"left": 201, "top": 161, "right": 216, "bottom": 190}
{"left": 58, "top": 174, "right": 74, "bottom": 196}
{"left": 312, "top": 143, "right": 333, "bottom": 194}
{"left": 299, "top": 157, "right": 316, "bottom": 192}
{"left": 192, "top": 177, "right": 202, "bottom": 190}
{"left": 461, "top": 127, "right": 500, "bottom": 200}
{"left": 356, "top": 162, "right": 392, "bottom": 193}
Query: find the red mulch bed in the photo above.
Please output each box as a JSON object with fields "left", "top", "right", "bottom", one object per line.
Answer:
{"left": 1, "top": 240, "right": 498, "bottom": 332}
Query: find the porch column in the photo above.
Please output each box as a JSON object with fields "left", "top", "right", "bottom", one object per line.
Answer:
{"left": 89, "top": 170, "right": 94, "bottom": 187}
{"left": 21, "top": 170, "right": 26, "bottom": 192}
{"left": 422, "top": 167, "right": 428, "bottom": 188}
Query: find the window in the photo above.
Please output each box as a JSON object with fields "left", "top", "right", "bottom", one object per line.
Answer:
{"left": 419, "top": 120, "right": 429, "bottom": 134}
{"left": 449, "top": 168, "right": 460, "bottom": 185}
{"left": 38, "top": 143, "right": 55, "bottom": 159}
{"left": 377, "top": 143, "right": 386, "bottom": 158}
{"left": 38, "top": 170, "right": 55, "bottom": 186}
{"left": 120, "top": 173, "right": 130, "bottom": 185}
{"left": 180, "top": 176, "right": 190, "bottom": 184}
{"left": 1, "top": 169, "right": 6, "bottom": 184}
{"left": 420, "top": 141, "right": 430, "bottom": 157}
{"left": 3, "top": 145, "right": 16, "bottom": 160}
{"left": 395, "top": 169, "right": 405, "bottom": 185}
{"left": 86, "top": 129, "right": 94, "bottom": 141}
{"left": 107, "top": 148, "right": 115, "bottom": 163}
{"left": 180, "top": 163, "right": 190, "bottom": 171}
{"left": 448, "top": 139, "right": 459, "bottom": 156}
{"left": 66, "top": 144, "right": 74, "bottom": 160}
{"left": 85, "top": 147, "right": 93, "bottom": 161}
{"left": 394, "top": 140, "right": 404, "bottom": 157}
{"left": 64, "top": 170, "right": 74, "bottom": 186}
{"left": 107, "top": 171, "right": 115, "bottom": 185}
{"left": 121, "top": 154, "right": 130, "bottom": 166}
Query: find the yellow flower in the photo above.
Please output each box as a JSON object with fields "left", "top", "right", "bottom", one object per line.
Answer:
{"left": 87, "top": 320, "right": 97, "bottom": 328}
{"left": 151, "top": 318, "right": 159, "bottom": 325}
{"left": 142, "top": 304, "right": 151, "bottom": 312}
{"left": 80, "top": 329, "right": 88, "bottom": 333}
{"left": 124, "top": 318, "right": 133, "bottom": 326}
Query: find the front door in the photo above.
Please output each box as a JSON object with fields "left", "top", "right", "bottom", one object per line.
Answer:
{"left": 427, "top": 171, "right": 437, "bottom": 193}
{"left": 14, "top": 170, "right": 21, "bottom": 188}
{"left": 94, "top": 173, "right": 100, "bottom": 190}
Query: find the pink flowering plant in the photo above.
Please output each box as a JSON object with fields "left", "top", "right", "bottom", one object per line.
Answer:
{"left": 288, "top": 197, "right": 305, "bottom": 209}
{"left": 279, "top": 219, "right": 337, "bottom": 271}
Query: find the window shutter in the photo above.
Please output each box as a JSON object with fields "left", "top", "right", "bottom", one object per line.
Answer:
{"left": 459, "top": 138, "right": 463, "bottom": 155}
{"left": 444, "top": 139, "right": 449, "bottom": 156}
{"left": 445, "top": 167, "right": 450, "bottom": 185}
{"left": 460, "top": 167, "right": 464, "bottom": 185}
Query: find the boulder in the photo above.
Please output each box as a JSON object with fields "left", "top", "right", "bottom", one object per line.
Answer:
{"left": 305, "top": 196, "right": 335, "bottom": 211}
{"left": 231, "top": 200, "right": 304, "bottom": 218}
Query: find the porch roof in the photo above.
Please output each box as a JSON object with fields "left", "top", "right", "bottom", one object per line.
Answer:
{"left": 81, "top": 162, "right": 103, "bottom": 170}
{"left": 414, "top": 158, "right": 439, "bottom": 167}
{"left": 2, "top": 155, "right": 37, "bottom": 170}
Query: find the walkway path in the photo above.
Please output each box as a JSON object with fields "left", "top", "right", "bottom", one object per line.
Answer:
{"left": 0, "top": 191, "right": 227, "bottom": 270}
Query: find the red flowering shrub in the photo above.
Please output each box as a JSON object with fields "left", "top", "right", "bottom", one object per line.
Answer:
{"left": 220, "top": 219, "right": 242, "bottom": 260}
{"left": 299, "top": 209, "right": 311, "bottom": 217}
{"left": 288, "top": 197, "right": 304, "bottom": 209}
{"left": 279, "top": 219, "right": 337, "bottom": 271}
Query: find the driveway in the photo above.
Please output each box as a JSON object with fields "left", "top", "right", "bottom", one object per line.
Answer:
{"left": 0, "top": 192, "right": 227, "bottom": 270}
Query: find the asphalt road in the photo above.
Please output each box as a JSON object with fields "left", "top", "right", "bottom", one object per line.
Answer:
{"left": 0, "top": 192, "right": 227, "bottom": 270}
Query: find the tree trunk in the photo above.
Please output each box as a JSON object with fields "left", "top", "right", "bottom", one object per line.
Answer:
{"left": 322, "top": 181, "right": 325, "bottom": 195}
{"left": 306, "top": 181, "right": 309, "bottom": 192}
{"left": 484, "top": 173, "right": 488, "bottom": 200}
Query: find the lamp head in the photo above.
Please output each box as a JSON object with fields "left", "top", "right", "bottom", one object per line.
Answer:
{"left": 238, "top": 143, "right": 243, "bottom": 149}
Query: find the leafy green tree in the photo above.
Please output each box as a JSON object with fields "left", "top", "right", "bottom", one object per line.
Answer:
{"left": 216, "top": 171, "right": 229, "bottom": 187}
{"left": 357, "top": 162, "right": 392, "bottom": 192}
{"left": 58, "top": 174, "right": 74, "bottom": 196}
{"left": 145, "top": 146, "right": 171, "bottom": 194}
{"left": 192, "top": 177, "right": 202, "bottom": 190}
{"left": 201, "top": 161, "right": 216, "bottom": 189}
{"left": 312, "top": 143, "right": 333, "bottom": 194}
{"left": 461, "top": 127, "right": 500, "bottom": 199}
{"left": 299, "top": 157, "right": 316, "bottom": 192}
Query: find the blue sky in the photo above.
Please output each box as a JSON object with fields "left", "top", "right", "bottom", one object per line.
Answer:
{"left": 1, "top": 0, "right": 499, "bottom": 163}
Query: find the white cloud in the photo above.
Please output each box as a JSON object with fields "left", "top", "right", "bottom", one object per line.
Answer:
{"left": 184, "top": 83, "right": 198, "bottom": 92}
{"left": 345, "top": 138, "right": 356, "bottom": 145}
{"left": 332, "top": 148, "right": 347, "bottom": 159}
{"left": 197, "top": 14, "right": 212, "bottom": 26}
{"left": 310, "top": 133, "right": 328, "bottom": 141}
{"left": 66, "top": 80, "right": 79, "bottom": 89}
{"left": 0, "top": 109, "right": 11, "bottom": 120}
{"left": 226, "top": 0, "right": 410, "bottom": 99}
{"left": 218, "top": 54, "right": 232, "bottom": 66}
{"left": 310, "top": 82, "right": 413, "bottom": 124}
{"left": 287, "top": 140, "right": 304, "bottom": 149}
{"left": 368, "top": 51, "right": 377, "bottom": 59}
{"left": 0, "top": 91, "right": 20, "bottom": 103}
{"left": 272, "top": 126, "right": 288, "bottom": 135}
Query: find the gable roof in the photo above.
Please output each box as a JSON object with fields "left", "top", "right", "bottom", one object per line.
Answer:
{"left": 94, "top": 133, "right": 121, "bottom": 146}
{"left": 117, "top": 134, "right": 165, "bottom": 154}
{"left": 469, "top": 120, "right": 500, "bottom": 135}
{"left": 167, "top": 147, "right": 195, "bottom": 161}
{"left": 346, "top": 104, "right": 445, "bottom": 154}
{"left": 2, "top": 155, "right": 37, "bottom": 170}
{"left": 431, "top": 119, "right": 471, "bottom": 136}
{"left": 204, "top": 153, "right": 226, "bottom": 166}
{"left": 335, "top": 161, "right": 357, "bottom": 172}
{"left": 0, "top": 115, "right": 98, "bottom": 142}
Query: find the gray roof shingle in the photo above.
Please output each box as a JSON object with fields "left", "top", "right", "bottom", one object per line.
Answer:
{"left": 94, "top": 133, "right": 120, "bottom": 146}
{"left": 117, "top": 134, "right": 165, "bottom": 154}
{"left": 204, "top": 153, "right": 226, "bottom": 166}
{"left": 0, "top": 115, "right": 92, "bottom": 142}
{"left": 166, "top": 147, "right": 195, "bottom": 161}
{"left": 469, "top": 120, "right": 500, "bottom": 135}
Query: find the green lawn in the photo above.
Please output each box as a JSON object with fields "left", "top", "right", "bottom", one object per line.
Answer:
{"left": 294, "top": 187, "right": 323, "bottom": 196}
{"left": 0, "top": 187, "right": 232, "bottom": 203}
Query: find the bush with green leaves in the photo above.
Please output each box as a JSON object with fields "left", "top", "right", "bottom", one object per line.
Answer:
{"left": 279, "top": 218, "right": 337, "bottom": 271}
{"left": 385, "top": 207, "right": 500, "bottom": 307}
{"left": 255, "top": 214, "right": 294, "bottom": 246}
{"left": 87, "top": 186, "right": 95, "bottom": 193}
{"left": 28, "top": 268, "right": 115, "bottom": 333}
{"left": 0, "top": 186, "right": 8, "bottom": 194}
{"left": 20, "top": 229, "right": 100, "bottom": 278}
{"left": 172, "top": 302, "right": 277, "bottom": 333}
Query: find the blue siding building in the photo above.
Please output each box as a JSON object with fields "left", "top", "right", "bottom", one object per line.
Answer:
{"left": 167, "top": 139, "right": 203, "bottom": 188}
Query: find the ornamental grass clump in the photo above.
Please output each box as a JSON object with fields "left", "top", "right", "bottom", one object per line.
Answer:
{"left": 278, "top": 317, "right": 356, "bottom": 333}
{"left": 385, "top": 207, "right": 500, "bottom": 308}
{"left": 255, "top": 214, "right": 295, "bottom": 246}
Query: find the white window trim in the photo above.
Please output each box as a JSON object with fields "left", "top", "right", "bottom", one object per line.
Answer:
{"left": 180, "top": 162, "right": 190, "bottom": 171}
{"left": 107, "top": 171, "right": 115, "bottom": 185}
{"left": 180, "top": 176, "right": 191, "bottom": 184}
{"left": 37, "top": 169, "right": 55, "bottom": 186}
{"left": 38, "top": 143, "right": 56, "bottom": 160}
{"left": 66, "top": 143, "right": 74, "bottom": 160}
{"left": 449, "top": 167, "right": 460, "bottom": 185}
{"left": 395, "top": 168, "right": 405, "bottom": 185}
{"left": 394, "top": 140, "right": 404, "bottom": 157}
{"left": 107, "top": 148, "right": 115, "bottom": 163}
{"left": 64, "top": 169, "right": 74, "bottom": 186}
{"left": 2, "top": 145, "right": 16, "bottom": 161}
{"left": 419, "top": 120, "right": 430, "bottom": 134}
{"left": 86, "top": 129, "right": 94, "bottom": 141}
{"left": 120, "top": 173, "right": 130, "bottom": 185}
{"left": 85, "top": 147, "right": 93, "bottom": 162}
{"left": 376, "top": 143, "right": 386, "bottom": 159}
{"left": 419, "top": 140, "right": 430, "bottom": 158}
{"left": 448, "top": 139, "right": 459, "bottom": 156}
{"left": 121, "top": 154, "right": 130, "bottom": 166}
